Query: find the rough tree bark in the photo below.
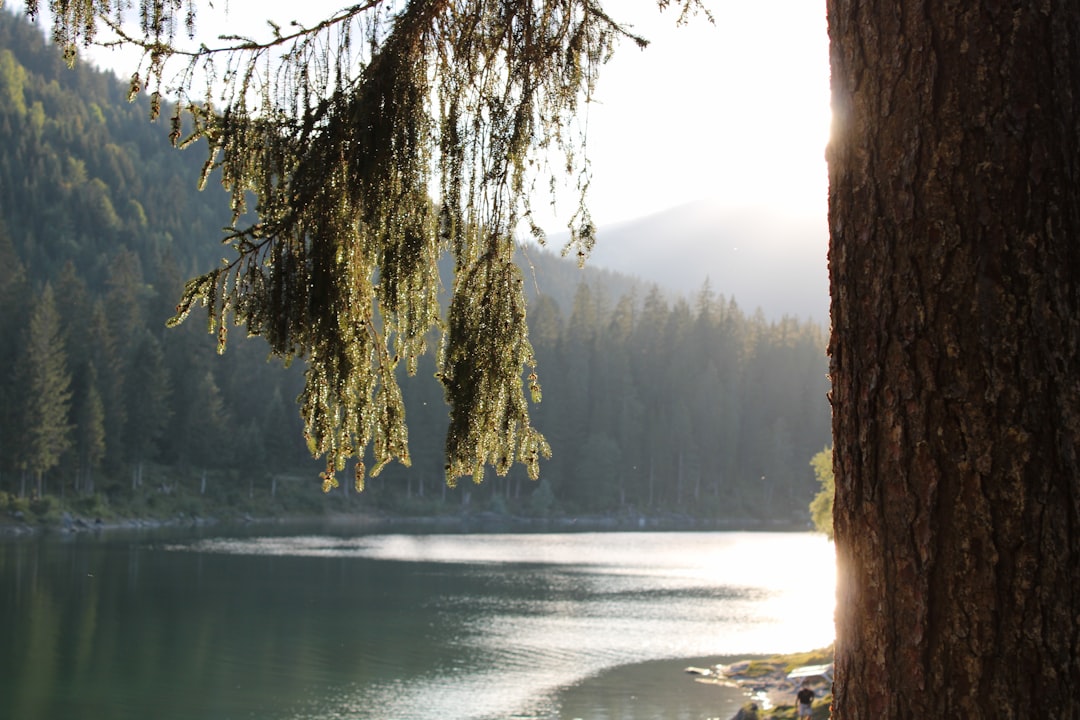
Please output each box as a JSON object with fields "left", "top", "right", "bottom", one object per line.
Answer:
{"left": 827, "top": 2, "right": 1080, "bottom": 718}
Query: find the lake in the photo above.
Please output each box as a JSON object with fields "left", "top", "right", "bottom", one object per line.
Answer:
{"left": 0, "top": 527, "right": 835, "bottom": 720}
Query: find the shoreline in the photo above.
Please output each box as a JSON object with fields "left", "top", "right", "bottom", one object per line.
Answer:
{"left": 1, "top": 508, "right": 811, "bottom": 537}
{"left": 686, "top": 650, "right": 834, "bottom": 717}
{"left": 694, "top": 659, "right": 801, "bottom": 710}
{"left": 559, "top": 652, "right": 833, "bottom": 720}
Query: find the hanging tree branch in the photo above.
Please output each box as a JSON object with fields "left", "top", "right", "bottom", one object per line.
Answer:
{"left": 26, "top": 0, "right": 710, "bottom": 489}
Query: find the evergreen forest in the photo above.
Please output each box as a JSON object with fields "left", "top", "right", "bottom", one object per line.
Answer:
{"left": 0, "top": 10, "right": 830, "bottom": 526}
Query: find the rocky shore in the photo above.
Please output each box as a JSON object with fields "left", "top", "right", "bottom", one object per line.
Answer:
{"left": 686, "top": 649, "right": 833, "bottom": 719}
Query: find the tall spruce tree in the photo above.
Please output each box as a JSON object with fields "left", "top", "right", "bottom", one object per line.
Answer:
{"left": 72, "top": 362, "right": 106, "bottom": 495}
{"left": 85, "top": 298, "right": 127, "bottom": 473}
{"left": 15, "top": 283, "right": 73, "bottom": 497}
{"left": 124, "top": 329, "right": 171, "bottom": 487}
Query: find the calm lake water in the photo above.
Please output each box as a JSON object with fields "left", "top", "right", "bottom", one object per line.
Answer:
{"left": 0, "top": 528, "right": 835, "bottom": 720}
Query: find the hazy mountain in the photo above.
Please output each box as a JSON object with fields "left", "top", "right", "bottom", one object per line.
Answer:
{"left": 582, "top": 200, "right": 830, "bottom": 324}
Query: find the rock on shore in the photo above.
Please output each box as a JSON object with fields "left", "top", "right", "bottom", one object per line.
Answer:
{"left": 687, "top": 653, "right": 832, "bottom": 717}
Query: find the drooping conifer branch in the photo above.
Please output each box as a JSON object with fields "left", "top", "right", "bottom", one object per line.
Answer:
{"left": 30, "top": 0, "right": 709, "bottom": 487}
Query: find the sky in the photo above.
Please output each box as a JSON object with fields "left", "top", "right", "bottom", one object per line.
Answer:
{"left": 78, "top": 0, "right": 832, "bottom": 233}
{"left": 558, "top": 0, "right": 831, "bottom": 229}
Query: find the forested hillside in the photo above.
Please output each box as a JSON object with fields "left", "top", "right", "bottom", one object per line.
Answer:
{"left": 0, "top": 10, "right": 830, "bottom": 524}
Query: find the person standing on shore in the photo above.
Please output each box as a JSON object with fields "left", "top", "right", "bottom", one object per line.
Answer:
{"left": 796, "top": 682, "right": 815, "bottom": 718}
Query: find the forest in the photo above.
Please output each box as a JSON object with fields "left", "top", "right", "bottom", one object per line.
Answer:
{"left": 0, "top": 9, "right": 830, "bottom": 525}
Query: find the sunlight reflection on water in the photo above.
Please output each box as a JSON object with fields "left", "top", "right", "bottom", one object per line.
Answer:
{"left": 182, "top": 531, "right": 836, "bottom": 650}
{"left": 2, "top": 531, "right": 834, "bottom": 720}
{"left": 171, "top": 531, "right": 835, "bottom": 719}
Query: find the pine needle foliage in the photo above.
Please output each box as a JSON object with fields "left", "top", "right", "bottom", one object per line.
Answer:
{"left": 16, "top": 283, "right": 74, "bottom": 494}
{"left": 25, "top": 0, "right": 709, "bottom": 488}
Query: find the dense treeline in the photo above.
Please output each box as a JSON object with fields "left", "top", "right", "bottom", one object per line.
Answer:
{"left": 0, "top": 10, "right": 829, "bottom": 523}
{"left": 526, "top": 284, "right": 831, "bottom": 519}
{"left": 0, "top": 10, "right": 324, "bottom": 516}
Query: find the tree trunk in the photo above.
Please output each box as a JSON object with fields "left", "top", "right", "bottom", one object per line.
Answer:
{"left": 827, "top": 2, "right": 1080, "bottom": 718}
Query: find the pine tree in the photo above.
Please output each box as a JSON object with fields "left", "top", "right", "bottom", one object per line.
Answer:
{"left": 72, "top": 363, "right": 106, "bottom": 495}
{"left": 0, "top": 220, "right": 29, "bottom": 483}
{"left": 124, "top": 329, "right": 171, "bottom": 488}
{"left": 85, "top": 299, "right": 127, "bottom": 473}
{"left": 15, "top": 283, "right": 73, "bottom": 497}
{"left": 188, "top": 369, "right": 232, "bottom": 490}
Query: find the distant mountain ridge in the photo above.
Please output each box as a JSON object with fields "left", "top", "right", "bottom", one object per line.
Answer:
{"left": 581, "top": 201, "right": 831, "bottom": 324}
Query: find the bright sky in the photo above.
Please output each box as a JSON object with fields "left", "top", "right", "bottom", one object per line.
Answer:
{"left": 576, "top": 0, "right": 830, "bottom": 228}
{"left": 82, "top": 0, "right": 831, "bottom": 232}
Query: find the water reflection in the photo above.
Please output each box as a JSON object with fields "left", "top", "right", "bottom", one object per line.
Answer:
{"left": 0, "top": 531, "right": 833, "bottom": 720}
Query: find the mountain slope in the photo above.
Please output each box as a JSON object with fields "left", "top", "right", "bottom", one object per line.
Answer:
{"left": 585, "top": 200, "right": 830, "bottom": 323}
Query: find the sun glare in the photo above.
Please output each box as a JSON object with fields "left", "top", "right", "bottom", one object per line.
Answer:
{"left": 568, "top": 0, "right": 832, "bottom": 228}
{"left": 81, "top": 0, "right": 830, "bottom": 230}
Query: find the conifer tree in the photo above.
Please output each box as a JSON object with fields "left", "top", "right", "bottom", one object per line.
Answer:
{"left": 53, "top": 261, "right": 106, "bottom": 494}
{"left": 86, "top": 298, "right": 127, "bottom": 472}
{"left": 125, "top": 329, "right": 172, "bottom": 487}
{"left": 15, "top": 283, "right": 73, "bottom": 497}
{"left": 72, "top": 362, "right": 106, "bottom": 494}
{"left": 188, "top": 368, "right": 232, "bottom": 484}
{"left": 0, "top": 220, "right": 29, "bottom": 479}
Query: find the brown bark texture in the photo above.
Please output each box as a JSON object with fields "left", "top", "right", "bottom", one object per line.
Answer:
{"left": 826, "top": 1, "right": 1080, "bottom": 718}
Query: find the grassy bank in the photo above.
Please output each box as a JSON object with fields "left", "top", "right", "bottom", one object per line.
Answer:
{"left": 0, "top": 466, "right": 352, "bottom": 535}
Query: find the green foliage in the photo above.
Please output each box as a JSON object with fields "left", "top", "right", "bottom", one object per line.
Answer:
{"left": 740, "top": 647, "right": 833, "bottom": 720}
{"left": 0, "top": 13, "right": 831, "bottom": 523}
{"left": 15, "top": 284, "right": 73, "bottom": 493}
{"left": 73, "top": 369, "right": 106, "bottom": 482}
{"left": 71, "top": 491, "right": 108, "bottom": 517}
{"left": 150, "top": 0, "right": 644, "bottom": 486}
{"left": 0, "top": 48, "right": 27, "bottom": 115}
{"left": 0, "top": 491, "right": 29, "bottom": 516}
{"left": 774, "top": 647, "right": 834, "bottom": 672}
{"left": 124, "top": 330, "right": 172, "bottom": 465}
{"left": 741, "top": 660, "right": 783, "bottom": 678}
{"left": 187, "top": 370, "right": 232, "bottom": 470}
{"left": 23, "top": 0, "right": 711, "bottom": 487}
{"left": 809, "top": 446, "right": 834, "bottom": 538}
{"left": 28, "top": 494, "right": 58, "bottom": 520}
